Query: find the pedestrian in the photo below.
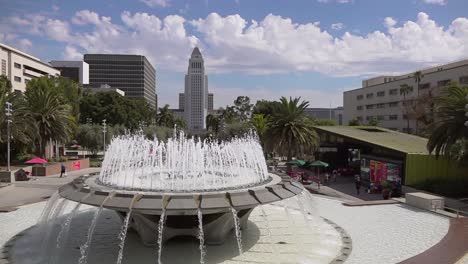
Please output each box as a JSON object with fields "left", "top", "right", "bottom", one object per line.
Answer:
{"left": 354, "top": 174, "right": 361, "bottom": 195}
{"left": 325, "top": 172, "right": 330, "bottom": 185}
{"left": 60, "top": 163, "right": 66, "bottom": 178}
{"left": 332, "top": 169, "right": 337, "bottom": 182}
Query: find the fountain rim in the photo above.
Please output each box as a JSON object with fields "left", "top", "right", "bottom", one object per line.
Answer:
{"left": 58, "top": 173, "right": 304, "bottom": 215}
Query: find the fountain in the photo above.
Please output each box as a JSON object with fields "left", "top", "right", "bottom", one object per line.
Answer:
{"left": 57, "top": 132, "right": 304, "bottom": 247}
{"left": 3, "top": 131, "right": 350, "bottom": 264}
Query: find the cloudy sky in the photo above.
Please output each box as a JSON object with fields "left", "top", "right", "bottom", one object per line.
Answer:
{"left": 1, "top": 0, "right": 467, "bottom": 108}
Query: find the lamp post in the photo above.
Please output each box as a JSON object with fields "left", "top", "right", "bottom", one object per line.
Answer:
{"left": 465, "top": 95, "right": 468, "bottom": 127}
{"left": 102, "top": 119, "right": 107, "bottom": 152}
{"left": 5, "top": 102, "right": 13, "bottom": 171}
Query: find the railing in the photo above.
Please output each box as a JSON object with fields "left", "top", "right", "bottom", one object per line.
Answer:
{"left": 443, "top": 206, "right": 468, "bottom": 218}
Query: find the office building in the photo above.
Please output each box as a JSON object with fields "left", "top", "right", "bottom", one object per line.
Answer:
{"left": 50, "top": 60, "right": 89, "bottom": 84}
{"left": 344, "top": 59, "right": 468, "bottom": 133}
{"left": 179, "top": 93, "right": 185, "bottom": 110}
{"left": 0, "top": 42, "right": 60, "bottom": 92}
{"left": 182, "top": 47, "right": 210, "bottom": 133}
{"left": 84, "top": 54, "right": 157, "bottom": 109}
{"left": 304, "top": 107, "right": 343, "bottom": 125}
{"left": 179, "top": 92, "right": 213, "bottom": 111}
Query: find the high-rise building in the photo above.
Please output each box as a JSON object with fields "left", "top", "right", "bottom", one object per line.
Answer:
{"left": 50, "top": 60, "right": 89, "bottom": 85}
{"left": 84, "top": 54, "right": 157, "bottom": 109}
{"left": 179, "top": 93, "right": 185, "bottom": 110}
{"left": 0, "top": 42, "right": 60, "bottom": 92}
{"left": 208, "top": 93, "right": 214, "bottom": 111}
{"left": 344, "top": 59, "right": 468, "bottom": 133}
{"left": 183, "top": 47, "right": 210, "bottom": 133}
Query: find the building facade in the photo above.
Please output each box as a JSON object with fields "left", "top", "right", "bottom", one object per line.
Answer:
{"left": 183, "top": 47, "right": 210, "bottom": 133}
{"left": 84, "top": 54, "right": 157, "bottom": 109}
{"left": 344, "top": 59, "right": 468, "bottom": 133}
{"left": 179, "top": 92, "right": 213, "bottom": 111}
{"left": 304, "top": 107, "right": 343, "bottom": 125}
{"left": 50, "top": 60, "right": 89, "bottom": 85}
{"left": 0, "top": 42, "right": 60, "bottom": 92}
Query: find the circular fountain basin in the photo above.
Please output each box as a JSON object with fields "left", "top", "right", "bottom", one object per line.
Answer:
{"left": 58, "top": 173, "right": 304, "bottom": 245}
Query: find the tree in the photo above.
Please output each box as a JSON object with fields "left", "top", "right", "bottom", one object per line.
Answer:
{"left": 174, "top": 118, "right": 187, "bottom": 130}
{"left": 75, "top": 124, "right": 103, "bottom": 154}
{"left": 400, "top": 84, "right": 414, "bottom": 133}
{"left": 23, "top": 78, "right": 75, "bottom": 157}
{"left": 80, "top": 91, "right": 155, "bottom": 129}
{"left": 267, "top": 97, "right": 319, "bottom": 161}
{"left": 219, "top": 106, "right": 238, "bottom": 124}
{"left": 413, "top": 71, "right": 424, "bottom": 133}
{"left": 253, "top": 100, "right": 281, "bottom": 117}
{"left": 427, "top": 82, "right": 468, "bottom": 160}
{"left": 156, "top": 104, "right": 174, "bottom": 127}
{"left": 313, "top": 118, "right": 336, "bottom": 126}
{"left": 233, "top": 96, "right": 253, "bottom": 121}
{"left": 250, "top": 114, "right": 270, "bottom": 157}
{"left": 367, "top": 117, "right": 379, "bottom": 126}
{"left": 348, "top": 118, "right": 361, "bottom": 126}
{"left": 206, "top": 114, "right": 220, "bottom": 134}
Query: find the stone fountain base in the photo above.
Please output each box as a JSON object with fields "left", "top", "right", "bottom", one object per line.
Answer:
{"left": 58, "top": 173, "right": 303, "bottom": 246}
{"left": 125, "top": 209, "right": 253, "bottom": 246}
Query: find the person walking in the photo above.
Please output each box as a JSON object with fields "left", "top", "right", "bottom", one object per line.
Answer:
{"left": 60, "top": 163, "right": 66, "bottom": 178}
{"left": 354, "top": 174, "right": 361, "bottom": 195}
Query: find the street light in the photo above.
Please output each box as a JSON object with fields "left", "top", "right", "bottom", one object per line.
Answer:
{"left": 465, "top": 95, "right": 468, "bottom": 127}
{"left": 5, "top": 102, "right": 13, "bottom": 171}
{"left": 102, "top": 119, "right": 107, "bottom": 152}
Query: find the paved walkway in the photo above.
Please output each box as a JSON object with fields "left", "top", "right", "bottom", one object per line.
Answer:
{"left": 399, "top": 217, "right": 468, "bottom": 264}
{"left": 0, "top": 168, "right": 100, "bottom": 209}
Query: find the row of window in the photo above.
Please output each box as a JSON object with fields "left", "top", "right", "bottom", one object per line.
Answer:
{"left": 356, "top": 114, "right": 407, "bottom": 121}
{"left": 357, "top": 101, "right": 399, "bottom": 110}
{"left": 356, "top": 76, "right": 468, "bottom": 101}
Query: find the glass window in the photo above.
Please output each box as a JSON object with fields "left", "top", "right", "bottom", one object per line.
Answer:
{"left": 366, "top": 104, "right": 374, "bottom": 110}
{"left": 389, "top": 89, "right": 398, "bottom": 95}
{"left": 357, "top": 95, "right": 363, "bottom": 100}
{"left": 14, "top": 63, "right": 21, "bottom": 69}
{"left": 388, "top": 102, "right": 399, "bottom": 107}
{"left": 419, "top": 83, "right": 430, "bottom": 90}
{"left": 356, "top": 105, "right": 363, "bottom": 110}
{"left": 14, "top": 76, "right": 21, "bottom": 82}
{"left": 389, "top": 115, "right": 398, "bottom": 120}
{"left": 377, "top": 115, "right": 385, "bottom": 120}
{"left": 376, "top": 103, "right": 385, "bottom": 109}
{"left": 366, "top": 93, "right": 373, "bottom": 99}
{"left": 459, "top": 76, "right": 468, "bottom": 85}
{"left": 377, "top": 91, "right": 385, "bottom": 97}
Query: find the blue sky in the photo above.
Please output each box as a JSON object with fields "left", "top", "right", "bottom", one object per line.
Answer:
{"left": 1, "top": 0, "right": 467, "bottom": 108}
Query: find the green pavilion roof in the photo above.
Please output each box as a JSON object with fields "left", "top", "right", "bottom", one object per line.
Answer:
{"left": 313, "top": 126, "right": 430, "bottom": 155}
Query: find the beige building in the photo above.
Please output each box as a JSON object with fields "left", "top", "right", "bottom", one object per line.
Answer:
{"left": 344, "top": 59, "right": 468, "bottom": 133}
{"left": 0, "top": 42, "right": 60, "bottom": 92}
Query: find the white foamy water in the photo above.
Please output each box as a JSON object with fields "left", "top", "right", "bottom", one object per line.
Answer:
{"left": 98, "top": 131, "right": 269, "bottom": 192}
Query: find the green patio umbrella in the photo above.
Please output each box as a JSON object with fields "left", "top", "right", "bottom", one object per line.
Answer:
{"left": 308, "top": 160, "right": 329, "bottom": 181}
{"left": 286, "top": 159, "right": 306, "bottom": 166}
{"left": 308, "top": 160, "right": 329, "bottom": 167}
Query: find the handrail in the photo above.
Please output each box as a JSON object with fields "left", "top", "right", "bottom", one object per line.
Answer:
{"left": 442, "top": 206, "right": 468, "bottom": 218}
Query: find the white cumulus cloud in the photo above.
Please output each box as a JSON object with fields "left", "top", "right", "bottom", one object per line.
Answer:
{"left": 140, "top": 0, "right": 170, "bottom": 7}
{"left": 331, "top": 22, "right": 344, "bottom": 30}
{"left": 422, "top": 0, "right": 447, "bottom": 5}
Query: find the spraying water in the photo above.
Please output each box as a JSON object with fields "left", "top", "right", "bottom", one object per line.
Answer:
{"left": 157, "top": 196, "right": 171, "bottom": 264}
{"left": 78, "top": 192, "right": 116, "bottom": 264}
{"left": 197, "top": 208, "right": 206, "bottom": 264}
{"left": 51, "top": 203, "right": 81, "bottom": 264}
{"left": 230, "top": 207, "right": 243, "bottom": 255}
{"left": 116, "top": 193, "right": 142, "bottom": 264}
{"left": 37, "top": 192, "right": 60, "bottom": 225}
{"left": 40, "top": 198, "right": 68, "bottom": 263}
{"left": 98, "top": 131, "right": 269, "bottom": 192}
{"left": 157, "top": 210, "right": 166, "bottom": 264}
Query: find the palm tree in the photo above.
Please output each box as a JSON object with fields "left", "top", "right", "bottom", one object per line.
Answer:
{"left": 23, "top": 79, "right": 74, "bottom": 158}
{"left": 267, "top": 97, "right": 319, "bottom": 162}
{"left": 206, "top": 114, "right": 220, "bottom": 134}
{"left": 156, "top": 104, "right": 174, "bottom": 127}
{"left": 413, "top": 71, "right": 424, "bottom": 133}
{"left": 400, "top": 84, "right": 414, "bottom": 133}
{"left": 427, "top": 82, "right": 468, "bottom": 160}
{"left": 250, "top": 114, "right": 270, "bottom": 157}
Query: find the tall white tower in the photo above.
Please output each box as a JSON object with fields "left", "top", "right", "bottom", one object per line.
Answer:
{"left": 184, "top": 47, "right": 208, "bottom": 133}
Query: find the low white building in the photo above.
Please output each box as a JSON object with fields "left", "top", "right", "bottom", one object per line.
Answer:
{"left": 0, "top": 42, "right": 60, "bottom": 92}
{"left": 344, "top": 59, "right": 468, "bottom": 133}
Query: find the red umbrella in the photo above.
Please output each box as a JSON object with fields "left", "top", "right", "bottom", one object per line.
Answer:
{"left": 70, "top": 144, "right": 81, "bottom": 148}
{"left": 25, "top": 157, "right": 48, "bottom": 164}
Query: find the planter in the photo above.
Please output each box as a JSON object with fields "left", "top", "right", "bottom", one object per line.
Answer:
{"left": 382, "top": 189, "right": 392, "bottom": 200}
